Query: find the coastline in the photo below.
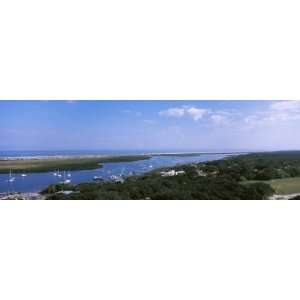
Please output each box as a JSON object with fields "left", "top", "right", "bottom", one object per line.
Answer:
{"left": 3, "top": 151, "right": 299, "bottom": 199}
{"left": 0, "top": 152, "right": 231, "bottom": 194}
{"left": 0, "top": 151, "right": 247, "bottom": 161}
{"left": 0, "top": 151, "right": 244, "bottom": 174}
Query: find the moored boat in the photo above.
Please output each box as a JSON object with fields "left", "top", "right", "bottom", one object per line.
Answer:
{"left": 8, "top": 169, "right": 15, "bottom": 182}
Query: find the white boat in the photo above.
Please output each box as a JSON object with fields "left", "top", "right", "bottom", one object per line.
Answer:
{"left": 110, "top": 175, "right": 124, "bottom": 183}
{"left": 8, "top": 170, "right": 15, "bottom": 182}
{"left": 63, "top": 171, "right": 71, "bottom": 184}
{"left": 21, "top": 173, "right": 27, "bottom": 177}
{"left": 93, "top": 176, "right": 103, "bottom": 181}
{"left": 67, "top": 172, "right": 71, "bottom": 177}
{"left": 57, "top": 169, "right": 62, "bottom": 177}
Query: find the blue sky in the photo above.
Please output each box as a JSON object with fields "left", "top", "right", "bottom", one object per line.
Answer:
{"left": 1, "top": 100, "right": 300, "bottom": 151}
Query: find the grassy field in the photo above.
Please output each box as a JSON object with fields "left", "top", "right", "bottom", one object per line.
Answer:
{"left": 243, "top": 177, "right": 300, "bottom": 195}
{"left": 0, "top": 155, "right": 151, "bottom": 173}
{"left": 269, "top": 177, "right": 300, "bottom": 194}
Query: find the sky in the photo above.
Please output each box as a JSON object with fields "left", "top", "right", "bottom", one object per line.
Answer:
{"left": 1, "top": 100, "right": 300, "bottom": 152}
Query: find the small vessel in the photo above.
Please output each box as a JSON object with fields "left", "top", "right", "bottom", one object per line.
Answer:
{"left": 53, "top": 170, "right": 58, "bottom": 176}
{"left": 57, "top": 169, "right": 62, "bottom": 177}
{"left": 67, "top": 172, "right": 71, "bottom": 177}
{"left": 21, "top": 173, "right": 27, "bottom": 177}
{"left": 93, "top": 176, "right": 103, "bottom": 181}
{"left": 8, "top": 169, "right": 15, "bottom": 182}
{"left": 149, "top": 165, "right": 153, "bottom": 168}
{"left": 63, "top": 171, "right": 71, "bottom": 184}
{"left": 110, "top": 175, "right": 124, "bottom": 183}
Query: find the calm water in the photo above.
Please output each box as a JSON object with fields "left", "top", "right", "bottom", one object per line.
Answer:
{"left": 0, "top": 154, "right": 227, "bottom": 193}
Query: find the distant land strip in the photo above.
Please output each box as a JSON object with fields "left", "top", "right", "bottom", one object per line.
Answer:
{"left": 0, "top": 155, "right": 151, "bottom": 173}
{"left": 0, "top": 152, "right": 249, "bottom": 174}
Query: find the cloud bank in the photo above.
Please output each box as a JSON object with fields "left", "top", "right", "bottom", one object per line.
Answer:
{"left": 159, "top": 101, "right": 300, "bottom": 129}
{"left": 159, "top": 106, "right": 207, "bottom": 121}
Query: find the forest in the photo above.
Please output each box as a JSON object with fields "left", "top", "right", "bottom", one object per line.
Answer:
{"left": 42, "top": 151, "right": 300, "bottom": 200}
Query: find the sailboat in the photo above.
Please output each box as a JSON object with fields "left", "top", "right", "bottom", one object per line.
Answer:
{"left": 57, "top": 169, "right": 62, "bottom": 178}
{"left": 67, "top": 171, "right": 71, "bottom": 177}
{"left": 120, "top": 168, "right": 125, "bottom": 177}
{"left": 8, "top": 169, "right": 15, "bottom": 182}
{"left": 21, "top": 171, "right": 27, "bottom": 177}
{"left": 63, "top": 171, "right": 71, "bottom": 184}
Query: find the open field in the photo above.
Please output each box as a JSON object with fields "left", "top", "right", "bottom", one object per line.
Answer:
{"left": 242, "top": 177, "right": 300, "bottom": 195}
{"left": 0, "top": 155, "right": 151, "bottom": 173}
{"left": 269, "top": 177, "right": 300, "bottom": 194}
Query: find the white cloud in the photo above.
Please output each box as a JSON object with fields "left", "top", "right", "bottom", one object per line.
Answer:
{"left": 270, "top": 100, "right": 300, "bottom": 112}
{"left": 241, "top": 100, "right": 300, "bottom": 130}
{"left": 211, "top": 114, "right": 228, "bottom": 124}
{"left": 268, "top": 100, "right": 300, "bottom": 121}
{"left": 159, "top": 107, "right": 185, "bottom": 118}
{"left": 159, "top": 106, "right": 207, "bottom": 121}
{"left": 159, "top": 101, "right": 300, "bottom": 129}
{"left": 185, "top": 107, "right": 207, "bottom": 121}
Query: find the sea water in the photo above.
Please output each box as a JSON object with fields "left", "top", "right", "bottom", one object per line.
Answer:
{"left": 0, "top": 153, "right": 227, "bottom": 193}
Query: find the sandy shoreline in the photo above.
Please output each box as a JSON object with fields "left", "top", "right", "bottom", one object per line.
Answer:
{"left": 269, "top": 193, "right": 300, "bottom": 200}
